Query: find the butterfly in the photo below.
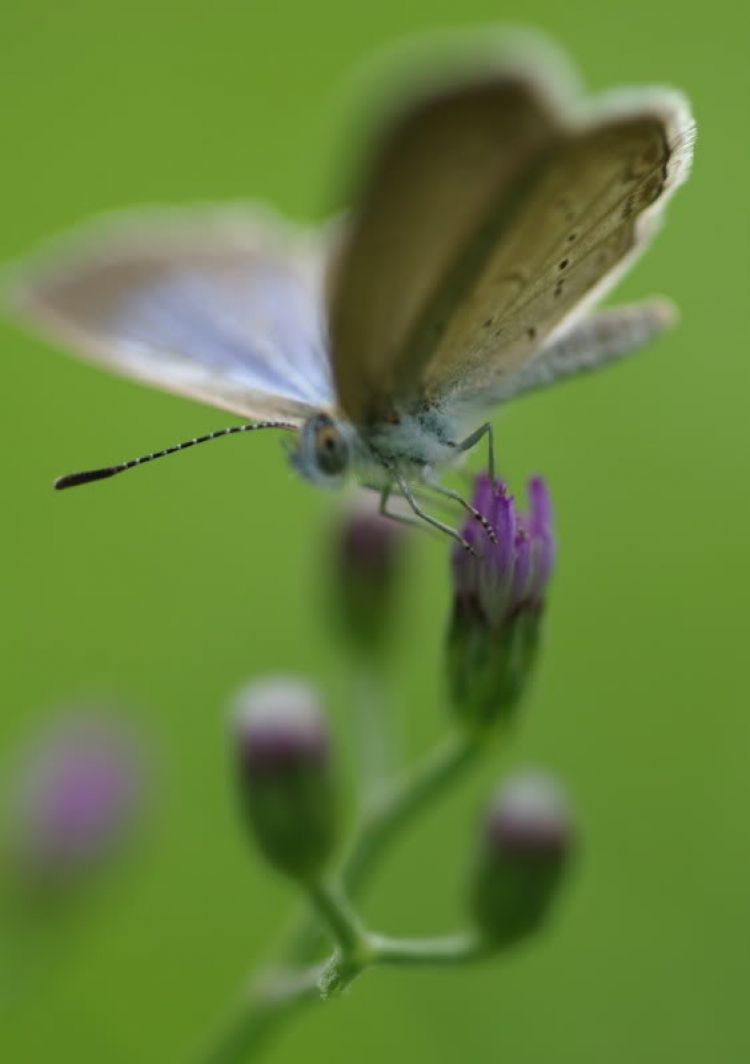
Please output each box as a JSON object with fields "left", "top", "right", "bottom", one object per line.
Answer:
{"left": 7, "top": 30, "right": 694, "bottom": 548}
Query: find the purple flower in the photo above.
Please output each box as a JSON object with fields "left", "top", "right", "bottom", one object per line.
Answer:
{"left": 8, "top": 709, "right": 144, "bottom": 887}
{"left": 447, "top": 473, "right": 555, "bottom": 730}
{"left": 452, "top": 474, "right": 555, "bottom": 626}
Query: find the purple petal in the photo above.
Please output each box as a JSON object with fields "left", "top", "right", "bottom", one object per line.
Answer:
{"left": 510, "top": 519, "right": 531, "bottom": 611}
{"left": 479, "top": 486, "right": 518, "bottom": 625}
{"left": 526, "top": 477, "right": 555, "bottom": 606}
{"left": 471, "top": 472, "right": 496, "bottom": 522}
{"left": 528, "top": 477, "right": 554, "bottom": 538}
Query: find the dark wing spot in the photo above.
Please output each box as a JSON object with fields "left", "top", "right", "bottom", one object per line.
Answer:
{"left": 527, "top": 326, "right": 537, "bottom": 340}
{"left": 483, "top": 318, "right": 493, "bottom": 329}
{"left": 559, "top": 258, "right": 570, "bottom": 270}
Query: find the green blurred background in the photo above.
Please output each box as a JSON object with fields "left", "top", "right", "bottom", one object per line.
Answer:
{"left": 1, "top": 1, "right": 748, "bottom": 1061}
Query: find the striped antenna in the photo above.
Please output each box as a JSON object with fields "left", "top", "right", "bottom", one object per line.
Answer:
{"left": 54, "top": 421, "right": 298, "bottom": 490}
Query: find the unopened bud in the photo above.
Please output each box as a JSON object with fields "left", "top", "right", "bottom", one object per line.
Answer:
{"left": 472, "top": 770, "right": 574, "bottom": 949}
{"left": 331, "top": 497, "right": 405, "bottom": 656}
{"left": 233, "top": 677, "right": 337, "bottom": 881}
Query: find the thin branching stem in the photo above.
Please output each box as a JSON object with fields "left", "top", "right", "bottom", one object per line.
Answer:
{"left": 200, "top": 730, "right": 484, "bottom": 1063}
{"left": 193, "top": 965, "right": 323, "bottom": 1064}
{"left": 342, "top": 731, "right": 480, "bottom": 895}
{"left": 369, "top": 930, "right": 487, "bottom": 966}
{"left": 303, "top": 880, "right": 365, "bottom": 959}
{"left": 351, "top": 657, "right": 394, "bottom": 810}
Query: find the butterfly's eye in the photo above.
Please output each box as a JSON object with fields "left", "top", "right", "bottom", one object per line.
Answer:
{"left": 292, "top": 413, "right": 351, "bottom": 488}
{"left": 314, "top": 421, "right": 349, "bottom": 477}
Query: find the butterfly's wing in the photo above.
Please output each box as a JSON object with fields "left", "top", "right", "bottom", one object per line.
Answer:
{"left": 7, "top": 206, "right": 335, "bottom": 424}
{"left": 463, "top": 298, "right": 676, "bottom": 408}
{"left": 327, "top": 31, "right": 694, "bottom": 424}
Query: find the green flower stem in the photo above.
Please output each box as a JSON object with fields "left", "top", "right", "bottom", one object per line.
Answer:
{"left": 303, "top": 879, "right": 365, "bottom": 959}
{"left": 293, "top": 730, "right": 481, "bottom": 971}
{"left": 351, "top": 659, "right": 393, "bottom": 808}
{"left": 283, "top": 730, "right": 480, "bottom": 966}
{"left": 309, "top": 930, "right": 487, "bottom": 1000}
{"left": 342, "top": 731, "right": 480, "bottom": 895}
{"left": 194, "top": 965, "right": 323, "bottom": 1064}
{"left": 201, "top": 731, "right": 483, "bottom": 1063}
{"left": 369, "top": 930, "right": 487, "bottom": 966}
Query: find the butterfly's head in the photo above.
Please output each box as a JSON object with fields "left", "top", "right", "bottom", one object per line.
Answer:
{"left": 291, "top": 412, "right": 352, "bottom": 488}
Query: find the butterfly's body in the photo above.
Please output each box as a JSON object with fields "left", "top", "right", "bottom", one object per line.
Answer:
{"left": 6, "top": 29, "right": 694, "bottom": 543}
{"left": 354, "top": 405, "right": 467, "bottom": 478}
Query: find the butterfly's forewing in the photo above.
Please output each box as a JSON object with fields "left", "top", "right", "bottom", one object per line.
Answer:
{"left": 328, "top": 36, "right": 694, "bottom": 423}
{"left": 327, "top": 59, "right": 564, "bottom": 425}
{"left": 8, "top": 207, "right": 335, "bottom": 424}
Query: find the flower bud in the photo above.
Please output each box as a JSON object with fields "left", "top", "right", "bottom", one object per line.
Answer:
{"left": 447, "top": 474, "right": 554, "bottom": 732}
{"left": 472, "top": 770, "right": 574, "bottom": 949}
{"left": 233, "top": 677, "right": 337, "bottom": 881}
{"left": 7, "top": 709, "right": 144, "bottom": 890}
{"left": 330, "top": 497, "right": 406, "bottom": 656}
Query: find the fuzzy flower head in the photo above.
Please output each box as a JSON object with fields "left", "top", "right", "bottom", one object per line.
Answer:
{"left": 447, "top": 474, "right": 555, "bottom": 732}
{"left": 6, "top": 709, "right": 145, "bottom": 890}
{"left": 453, "top": 474, "right": 555, "bottom": 626}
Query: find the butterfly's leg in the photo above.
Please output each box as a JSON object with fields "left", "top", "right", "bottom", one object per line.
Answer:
{"left": 455, "top": 422, "right": 495, "bottom": 480}
{"left": 420, "top": 466, "right": 497, "bottom": 543}
{"left": 362, "top": 480, "right": 456, "bottom": 517}
{"left": 377, "top": 482, "right": 450, "bottom": 539}
{"left": 393, "top": 471, "right": 475, "bottom": 553}
{"left": 377, "top": 482, "right": 422, "bottom": 530}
